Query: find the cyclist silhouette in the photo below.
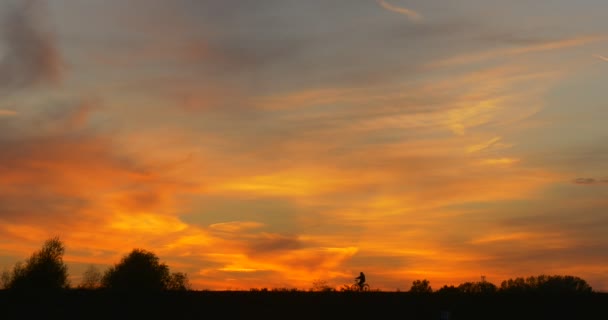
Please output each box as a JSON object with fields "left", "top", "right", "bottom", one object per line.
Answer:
{"left": 355, "top": 272, "right": 366, "bottom": 289}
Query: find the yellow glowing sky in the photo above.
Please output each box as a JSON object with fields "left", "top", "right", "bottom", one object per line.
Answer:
{"left": 1, "top": 0, "right": 608, "bottom": 291}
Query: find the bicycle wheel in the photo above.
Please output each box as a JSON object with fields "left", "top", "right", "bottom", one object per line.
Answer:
{"left": 361, "top": 284, "right": 370, "bottom": 291}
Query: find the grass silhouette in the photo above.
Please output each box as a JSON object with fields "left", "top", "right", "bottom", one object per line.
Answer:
{"left": 0, "top": 288, "right": 606, "bottom": 320}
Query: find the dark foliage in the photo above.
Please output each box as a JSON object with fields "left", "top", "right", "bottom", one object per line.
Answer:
{"left": 167, "top": 272, "right": 192, "bottom": 291}
{"left": 500, "top": 274, "right": 592, "bottom": 294}
{"left": 0, "top": 290, "right": 606, "bottom": 320}
{"left": 101, "top": 248, "right": 189, "bottom": 291}
{"left": 458, "top": 280, "right": 497, "bottom": 294}
{"left": 410, "top": 279, "right": 433, "bottom": 293}
{"left": 4, "top": 237, "right": 69, "bottom": 290}
{"left": 436, "top": 285, "right": 460, "bottom": 294}
{"left": 78, "top": 265, "right": 103, "bottom": 289}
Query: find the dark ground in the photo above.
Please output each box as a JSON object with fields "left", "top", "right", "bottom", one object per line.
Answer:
{"left": 1, "top": 290, "right": 606, "bottom": 320}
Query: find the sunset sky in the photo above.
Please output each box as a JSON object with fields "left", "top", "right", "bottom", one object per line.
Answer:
{"left": 1, "top": 0, "right": 607, "bottom": 291}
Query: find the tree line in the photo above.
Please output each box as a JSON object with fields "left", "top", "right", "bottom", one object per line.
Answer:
{"left": 405, "top": 275, "right": 593, "bottom": 294}
{"left": 307, "top": 276, "right": 594, "bottom": 294}
{"left": 0, "top": 237, "right": 190, "bottom": 291}
{"left": 0, "top": 237, "right": 597, "bottom": 294}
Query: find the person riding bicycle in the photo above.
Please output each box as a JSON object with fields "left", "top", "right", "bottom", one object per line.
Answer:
{"left": 355, "top": 272, "right": 366, "bottom": 290}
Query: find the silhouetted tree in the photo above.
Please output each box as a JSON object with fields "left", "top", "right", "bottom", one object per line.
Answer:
{"left": 500, "top": 274, "right": 592, "bottom": 294}
{"left": 436, "top": 284, "right": 459, "bottom": 294}
{"left": 271, "top": 287, "right": 298, "bottom": 292}
{"left": 167, "top": 272, "right": 191, "bottom": 291}
{"left": 78, "top": 265, "right": 103, "bottom": 289}
{"left": 457, "top": 281, "right": 497, "bottom": 294}
{"left": 101, "top": 248, "right": 189, "bottom": 291}
{"left": 537, "top": 275, "right": 592, "bottom": 293}
{"left": 500, "top": 276, "right": 528, "bottom": 293}
{"left": 4, "top": 237, "right": 69, "bottom": 290}
{"left": 1, "top": 268, "right": 10, "bottom": 289}
{"left": 409, "top": 279, "right": 432, "bottom": 293}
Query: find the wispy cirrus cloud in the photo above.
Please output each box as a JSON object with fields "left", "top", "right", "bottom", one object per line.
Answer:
{"left": 467, "top": 136, "right": 503, "bottom": 153}
{"left": 593, "top": 54, "right": 608, "bottom": 62}
{"left": 376, "top": 0, "right": 422, "bottom": 22}
{"left": 432, "top": 35, "right": 608, "bottom": 68}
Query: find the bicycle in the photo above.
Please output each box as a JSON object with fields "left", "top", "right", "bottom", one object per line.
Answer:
{"left": 345, "top": 280, "right": 370, "bottom": 292}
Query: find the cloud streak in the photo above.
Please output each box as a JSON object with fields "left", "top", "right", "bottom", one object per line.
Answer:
{"left": 432, "top": 35, "right": 608, "bottom": 68}
{"left": 573, "top": 178, "right": 608, "bottom": 185}
{"left": 593, "top": 54, "right": 608, "bottom": 62}
{"left": 376, "top": 0, "right": 422, "bottom": 22}
{"left": 0, "top": 109, "right": 17, "bottom": 116}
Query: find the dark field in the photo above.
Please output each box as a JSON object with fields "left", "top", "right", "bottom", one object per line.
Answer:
{"left": 1, "top": 290, "right": 607, "bottom": 320}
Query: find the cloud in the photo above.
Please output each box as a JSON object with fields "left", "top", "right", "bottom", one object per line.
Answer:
{"left": 476, "top": 158, "right": 520, "bottom": 166}
{"left": 0, "top": 102, "right": 198, "bottom": 250}
{"left": 432, "top": 35, "right": 608, "bottom": 68}
{"left": 573, "top": 178, "right": 608, "bottom": 185}
{"left": 593, "top": 54, "right": 608, "bottom": 62}
{"left": 209, "top": 221, "right": 264, "bottom": 233}
{"left": 0, "top": 109, "right": 17, "bottom": 116}
{"left": 376, "top": 0, "right": 422, "bottom": 22}
{"left": 246, "top": 233, "right": 302, "bottom": 255}
{"left": 0, "top": 0, "right": 63, "bottom": 92}
{"left": 467, "top": 136, "right": 502, "bottom": 153}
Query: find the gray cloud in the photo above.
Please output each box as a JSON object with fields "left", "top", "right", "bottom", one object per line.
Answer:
{"left": 0, "top": 192, "right": 88, "bottom": 225}
{"left": 0, "top": 103, "right": 146, "bottom": 225}
{"left": 573, "top": 178, "right": 608, "bottom": 185}
{"left": 246, "top": 233, "right": 302, "bottom": 255}
{"left": 0, "top": 0, "right": 63, "bottom": 92}
{"left": 574, "top": 178, "right": 597, "bottom": 184}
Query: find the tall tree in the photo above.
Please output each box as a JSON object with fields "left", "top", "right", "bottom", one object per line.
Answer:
{"left": 6, "top": 237, "right": 69, "bottom": 290}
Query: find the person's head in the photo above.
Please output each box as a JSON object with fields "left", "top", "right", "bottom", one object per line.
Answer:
{"left": 360, "top": 272, "right": 364, "bottom": 275}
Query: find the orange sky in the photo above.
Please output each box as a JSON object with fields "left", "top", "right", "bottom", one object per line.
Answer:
{"left": 1, "top": 0, "right": 608, "bottom": 292}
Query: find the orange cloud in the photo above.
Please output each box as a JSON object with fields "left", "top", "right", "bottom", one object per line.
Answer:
{"left": 376, "top": 0, "right": 422, "bottom": 22}
{"left": 593, "top": 54, "right": 608, "bottom": 62}
{"left": 467, "top": 137, "right": 503, "bottom": 153}
{"left": 476, "top": 158, "right": 520, "bottom": 166}
{"left": 209, "top": 221, "right": 265, "bottom": 233}
{"left": 3, "top": 1, "right": 608, "bottom": 292}
{"left": 432, "top": 35, "right": 608, "bottom": 68}
{"left": 0, "top": 109, "right": 17, "bottom": 116}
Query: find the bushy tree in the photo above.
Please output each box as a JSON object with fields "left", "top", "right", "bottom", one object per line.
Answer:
{"left": 500, "top": 275, "right": 592, "bottom": 294}
{"left": 409, "top": 279, "right": 432, "bottom": 293}
{"left": 500, "top": 276, "right": 528, "bottom": 293}
{"left": 5, "top": 237, "right": 69, "bottom": 290}
{"left": 78, "top": 265, "right": 103, "bottom": 289}
{"left": 167, "top": 272, "right": 191, "bottom": 291}
{"left": 436, "top": 285, "right": 459, "bottom": 294}
{"left": 101, "top": 248, "right": 189, "bottom": 291}
{"left": 537, "top": 275, "right": 592, "bottom": 293}
{"left": 457, "top": 281, "right": 497, "bottom": 294}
